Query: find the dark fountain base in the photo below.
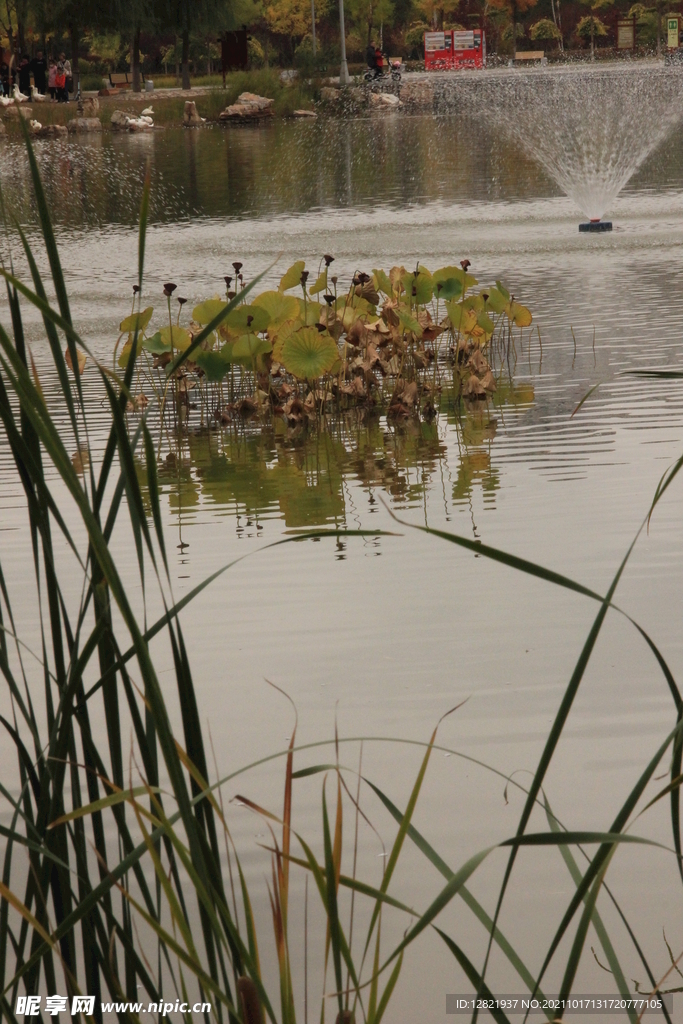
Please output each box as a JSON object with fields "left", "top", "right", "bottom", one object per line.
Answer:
{"left": 579, "top": 221, "right": 612, "bottom": 232}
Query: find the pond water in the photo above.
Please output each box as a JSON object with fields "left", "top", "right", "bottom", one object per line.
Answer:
{"left": 3, "top": 95, "right": 683, "bottom": 1019}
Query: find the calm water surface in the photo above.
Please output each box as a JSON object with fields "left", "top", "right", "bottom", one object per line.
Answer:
{"left": 3, "top": 110, "right": 683, "bottom": 1018}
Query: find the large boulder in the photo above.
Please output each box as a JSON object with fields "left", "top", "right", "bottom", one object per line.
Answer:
{"left": 68, "top": 117, "right": 102, "bottom": 134}
{"left": 369, "top": 91, "right": 400, "bottom": 109}
{"left": 219, "top": 92, "right": 274, "bottom": 121}
{"left": 183, "top": 100, "right": 205, "bottom": 126}
{"left": 3, "top": 104, "right": 32, "bottom": 119}
{"left": 398, "top": 78, "right": 434, "bottom": 112}
{"left": 31, "top": 123, "right": 68, "bottom": 138}
{"left": 77, "top": 96, "right": 99, "bottom": 117}
{"left": 110, "top": 109, "right": 130, "bottom": 130}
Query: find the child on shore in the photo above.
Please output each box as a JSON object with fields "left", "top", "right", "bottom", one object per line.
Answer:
{"left": 48, "top": 58, "right": 57, "bottom": 99}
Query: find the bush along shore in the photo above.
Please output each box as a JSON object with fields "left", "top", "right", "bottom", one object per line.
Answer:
{"left": 108, "top": 257, "right": 533, "bottom": 433}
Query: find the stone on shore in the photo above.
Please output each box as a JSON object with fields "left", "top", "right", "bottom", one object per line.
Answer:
{"left": 68, "top": 117, "right": 102, "bottom": 134}
{"left": 292, "top": 108, "right": 317, "bottom": 118}
{"left": 219, "top": 92, "right": 274, "bottom": 121}
{"left": 183, "top": 100, "right": 205, "bottom": 126}
{"left": 110, "top": 109, "right": 130, "bottom": 130}
{"left": 32, "top": 123, "right": 68, "bottom": 138}
{"left": 369, "top": 92, "right": 401, "bottom": 108}
{"left": 3, "top": 104, "right": 32, "bottom": 119}
{"left": 77, "top": 96, "right": 99, "bottom": 117}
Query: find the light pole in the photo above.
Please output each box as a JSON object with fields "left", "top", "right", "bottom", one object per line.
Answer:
{"left": 339, "top": 0, "right": 350, "bottom": 84}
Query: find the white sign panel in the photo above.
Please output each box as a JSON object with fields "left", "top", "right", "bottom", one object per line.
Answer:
{"left": 425, "top": 31, "right": 446, "bottom": 51}
{"left": 453, "top": 31, "right": 475, "bottom": 49}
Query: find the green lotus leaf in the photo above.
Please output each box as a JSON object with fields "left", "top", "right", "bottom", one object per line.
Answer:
{"left": 433, "top": 277, "right": 462, "bottom": 301}
{"left": 372, "top": 269, "right": 393, "bottom": 295}
{"left": 230, "top": 333, "right": 273, "bottom": 366}
{"left": 446, "top": 301, "right": 478, "bottom": 334}
{"left": 143, "top": 331, "right": 170, "bottom": 354}
{"left": 400, "top": 271, "right": 433, "bottom": 305}
{"left": 272, "top": 318, "right": 304, "bottom": 362}
{"left": 159, "top": 325, "right": 192, "bottom": 351}
{"left": 118, "top": 336, "right": 142, "bottom": 368}
{"left": 433, "top": 266, "right": 478, "bottom": 292}
{"left": 477, "top": 309, "right": 495, "bottom": 334}
{"left": 297, "top": 299, "right": 322, "bottom": 325}
{"left": 495, "top": 280, "right": 510, "bottom": 300}
{"left": 279, "top": 260, "right": 306, "bottom": 292}
{"left": 506, "top": 300, "right": 532, "bottom": 327}
{"left": 308, "top": 271, "right": 328, "bottom": 295}
{"left": 120, "top": 306, "right": 153, "bottom": 334}
{"left": 397, "top": 308, "right": 423, "bottom": 336}
{"left": 253, "top": 290, "right": 300, "bottom": 324}
{"left": 193, "top": 299, "right": 229, "bottom": 325}
{"left": 193, "top": 348, "right": 231, "bottom": 382}
{"left": 485, "top": 287, "right": 508, "bottom": 314}
{"left": 225, "top": 304, "right": 270, "bottom": 334}
{"left": 280, "top": 327, "right": 339, "bottom": 380}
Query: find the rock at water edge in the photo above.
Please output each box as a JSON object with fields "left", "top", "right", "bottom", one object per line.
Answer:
{"left": 110, "top": 109, "right": 130, "bottom": 130}
{"left": 183, "top": 100, "right": 205, "bottom": 126}
{"left": 219, "top": 92, "right": 275, "bottom": 120}
{"left": 78, "top": 96, "right": 99, "bottom": 117}
{"left": 68, "top": 117, "right": 102, "bottom": 133}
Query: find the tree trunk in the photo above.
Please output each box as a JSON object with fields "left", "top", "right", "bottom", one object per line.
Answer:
{"left": 657, "top": 7, "right": 661, "bottom": 55}
{"left": 512, "top": 0, "right": 517, "bottom": 59}
{"left": 175, "top": 36, "right": 180, "bottom": 83}
{"left": 591, "top": 22, "right": 594, "bottom": 59}
{"left": 182, "top": 27, "right": 190, "bottom": 90}
{"left": 132, "top": 24, "right": 141, "bottom": 92}
{"left": 70, "top": 21, "right": 79, "bottom": 95}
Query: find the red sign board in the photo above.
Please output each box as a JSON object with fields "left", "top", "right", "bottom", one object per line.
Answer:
{"left": 424, "top": 29, "right": 486, "bottom": 70}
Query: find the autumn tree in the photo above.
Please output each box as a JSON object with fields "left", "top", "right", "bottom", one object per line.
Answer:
{"left": 264, "top": 0, "right": 328, "bottom": 53}
{"left": 417, "top": 0, "right": 459, "bottom": 30}
{"left": 578, "top": 0, "right": 613, "bottom": 58}
{"left": 488, "top": 0, "right": 539, "bottom": 57}
{"left": 346, "top": 0, "right": 393, "bottom": 45}
{"left": 162, "top": 0, "right": 258, "bottom": 90}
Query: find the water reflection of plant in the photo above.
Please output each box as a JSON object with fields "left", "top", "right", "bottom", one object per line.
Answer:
{"left": 135, "top": 372, "right": 535, "bottom": 533}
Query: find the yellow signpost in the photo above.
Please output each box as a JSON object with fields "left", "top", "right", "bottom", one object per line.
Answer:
{"left": 668, "top": 16, "right": 680, "bottom": 47}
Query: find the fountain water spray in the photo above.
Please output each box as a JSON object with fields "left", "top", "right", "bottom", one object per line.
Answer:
{"left": 481, "top": 66, "right": 683, "bottom": 231}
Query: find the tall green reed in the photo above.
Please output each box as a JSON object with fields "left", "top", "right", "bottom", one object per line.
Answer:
{"left": 0, "top": 125, "right": 682, "bottom": 1024}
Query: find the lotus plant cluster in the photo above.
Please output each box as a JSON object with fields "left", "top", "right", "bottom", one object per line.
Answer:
{"left": 112, "top": 257, "right": 533, "bottom": 429}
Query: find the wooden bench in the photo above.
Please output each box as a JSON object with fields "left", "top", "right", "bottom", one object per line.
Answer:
{"left": 513, "top": 51, "right": 546, "bottom": 64}
{"left": 108, "top": 72, "right": 145, "bottom": 90}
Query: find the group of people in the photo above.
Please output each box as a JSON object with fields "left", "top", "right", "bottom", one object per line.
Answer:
{"left": 0, "top": 50, "right": 72, "bottom": 101}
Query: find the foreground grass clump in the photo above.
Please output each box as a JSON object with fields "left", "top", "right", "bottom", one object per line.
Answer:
{"left": 113, "top": 257, "right": 532, "bottom": 431}
{"left": 2, "top": 126, "right": 683, "bottom": 1024}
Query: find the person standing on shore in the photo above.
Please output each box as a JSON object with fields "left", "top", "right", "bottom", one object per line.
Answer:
{"left": 60, "top": 52, "right": 72, "bottom": 97}
{"left": 48, "top": 58, "right": 57, "bottom": 99}
{"left": 31, "top": 50, "right": 47, "bottom": 94}
{"left": 18, "top": 54, "right": 30, "bottom": 96}
{"left": 55, "top": 61, "right": 67, "bottom": 102}
{"left": 0, "top": 53, "right": 9, "bottom": 96}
